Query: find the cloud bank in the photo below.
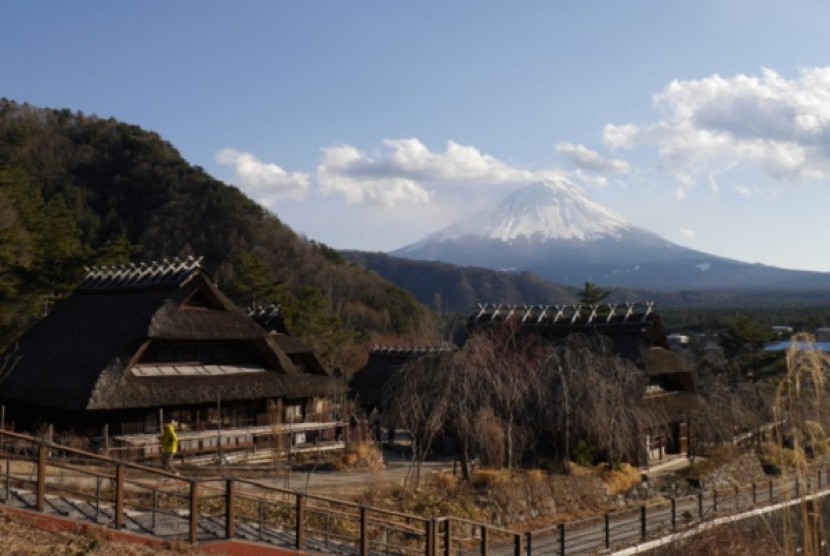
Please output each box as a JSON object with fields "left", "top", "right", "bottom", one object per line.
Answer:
{"left": 316, "top": 139, "right": 540, "bottom": 206}
{"left": 556, "top": 143, "right": 630, "bottom": 174}
{"left": 216, "top": 148, "right": 310, "bottom": 203}
{"left": 603, "top": 67, "right": 830, "bottom": 186}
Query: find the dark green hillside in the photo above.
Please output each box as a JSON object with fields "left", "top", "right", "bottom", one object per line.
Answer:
{"left": 0, "top": 100, "right": 435, "bottom": 368}
{"left": 341, "top": 250, "right": 579, "bottom": 312}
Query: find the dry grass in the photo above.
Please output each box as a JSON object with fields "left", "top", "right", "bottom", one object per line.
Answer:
{"left": 430, "top": 470, "right": 459, "bottom": 491}
{"left": 652, "top": 515, "right": 783, "bottom": 556}
{"left": 758, "top": 442, "right": 808, "bottom": 472}
{"left": 600, "top": 463, "right": 642, "bottom": 496}
{"left": 526, "top": 468, "right": 546, "bottom": 483}
{"left": 0, "top": 508, "right": 222, "bottom": 555}
{"left": 470, "top": 468, "right": 510, "bottom": 489}
{"left": 335, "top": 441, "right": 384, "bottom": 472}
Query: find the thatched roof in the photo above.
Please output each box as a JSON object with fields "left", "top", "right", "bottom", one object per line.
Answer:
{"left": 467, "top": 302, "right": 669, "bottom": 359}
{"left": 643, "top": 391, "right": 700, "bottom": 422}
{"left": 350, "top": 345, "right": 456, "bottom": 410}
{"left": 2, "top": 258, "right": 344, "bottom": 411}
{"left": 641, "top": 347, "right": 696, "bottom": 393}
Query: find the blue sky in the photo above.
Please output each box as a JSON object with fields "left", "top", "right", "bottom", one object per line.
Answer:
{"left": 4, "top": 1, "right": 830, "bottom": 271}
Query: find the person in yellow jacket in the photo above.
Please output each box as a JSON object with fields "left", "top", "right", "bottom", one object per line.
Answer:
{"left": 160, "top": 422, "right": 178, "bottom": 472}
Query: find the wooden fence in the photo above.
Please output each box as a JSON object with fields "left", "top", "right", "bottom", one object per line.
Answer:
{"left": 0, "top": 429, "right": 522, "bottom": 555}
{"left": 0, "top": 428, "right": 827, "bottom": 555}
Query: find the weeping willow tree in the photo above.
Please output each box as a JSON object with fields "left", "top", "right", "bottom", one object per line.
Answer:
{"left": 772, "top": 333, "right": 830, "bottom": 555}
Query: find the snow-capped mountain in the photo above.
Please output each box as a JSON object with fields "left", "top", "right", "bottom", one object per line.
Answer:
{"left": 392, "top": 180, "right": 830, "bottom": 290}
{"left": 411, "top": 180, "right": 632, "bottom": 245}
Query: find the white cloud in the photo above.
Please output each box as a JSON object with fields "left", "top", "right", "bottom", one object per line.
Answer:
{"left": 555, "top": 143, "right": 630, "bottom": 174}
{"left": 317, "top": 138, "right": 542, "bottom": 206}
{"left": 571, "top": 170, "right": 609, "bottom": 189}
{"left": 216, "top": 148, "right": 310, "bottom": 203}
{"left": 680, "top": 228, "right": 696, "bottom": 240}
{"left": 603, "top": 67, "right": 830, "bottom": 188}
{"left": 734, "top": 185, "right": 753, "bottom": 197}
{"left": 317, "top": 144, "right": 431, "bottom": 206}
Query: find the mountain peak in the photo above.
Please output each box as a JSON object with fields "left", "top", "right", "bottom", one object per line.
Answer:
{"left": 416, "top": 180, "right": 633, "bottom": 245}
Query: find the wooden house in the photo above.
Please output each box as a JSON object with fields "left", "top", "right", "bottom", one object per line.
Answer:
{"left": 467, "top": 302, "right": 697, "bottom": 463}
{"left": 0, "top": 257, "right": 346, "bottom": 459}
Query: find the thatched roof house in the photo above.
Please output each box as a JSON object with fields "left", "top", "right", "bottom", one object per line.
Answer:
{"left": 467, "top": 302, "right": 697, "bottom": 460}
{"left": 350, "top": 345, "right": 456, "bottom": 412}
{"left": 0, "top": 257, "right": 345, "bottom": 442}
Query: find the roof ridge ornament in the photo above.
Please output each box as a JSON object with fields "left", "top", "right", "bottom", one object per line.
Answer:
{"left": 78, "top": 256, "right": 206, "bottom": 291}
{"left": 470, "top": 302, "right": 656, "bottom": 326}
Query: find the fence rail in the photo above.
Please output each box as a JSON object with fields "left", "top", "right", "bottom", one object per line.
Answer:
{"left": 0, "top": 428, "right": 826, "bottom": 555}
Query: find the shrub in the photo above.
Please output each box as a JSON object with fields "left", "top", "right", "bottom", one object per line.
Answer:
{"left": 573, "top": 440, "right": 596, "bottom": 467}
{"left": 601, "top": 463, "right": 642, "bottom": 496}
{"left": 471, "top": 468, "right": 510, "bottom": 489}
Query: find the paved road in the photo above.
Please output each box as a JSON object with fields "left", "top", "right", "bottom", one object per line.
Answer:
{"left": 281, "top": 449, "right": 454, "bottom": 494}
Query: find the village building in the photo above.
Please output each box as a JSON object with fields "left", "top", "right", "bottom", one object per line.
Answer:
{"left": 467, "top": 302, "right": 697, "bottom": 463}
{"left": 350, "top": 302, "right": 696, "bottom": 465}
{"left": 0, "top": 257, "right": 347, "bottom": 460}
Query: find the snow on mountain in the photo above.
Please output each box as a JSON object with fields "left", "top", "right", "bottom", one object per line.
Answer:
{"left": 391, "top": 178, "right": 830, "bottom": 290}
{"left": 420, "top": 180, "right": 633, "bottom": 245}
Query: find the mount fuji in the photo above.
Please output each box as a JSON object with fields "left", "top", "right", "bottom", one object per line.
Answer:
{"left": 391, "top": 180, "right": 830, "bottom": 290}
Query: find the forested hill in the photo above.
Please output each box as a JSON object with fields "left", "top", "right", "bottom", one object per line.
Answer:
{"left": 341, "top": 250, "right": 579, "bottom": 312}
{"left": 0, "top": 100, "right": 435, "bottom": 370}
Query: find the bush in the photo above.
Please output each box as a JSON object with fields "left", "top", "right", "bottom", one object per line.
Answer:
{"left": 601, "top": 463, "right": 642, "bottom": 496}
{"left": 471, "top": 468, "right": 510, "bottom": 489}
{"left": 573, "top": 440, "right": 596, "bottom": 467}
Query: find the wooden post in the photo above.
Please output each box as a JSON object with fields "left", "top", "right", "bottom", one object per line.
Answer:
{"left": 189, "top": 480, "right": 199, "bottom": 544}
{"left": 605, "top": 513, "right": 610, "bottom": 548}
{"left": 36, "top": 443, "right": 47, "bottom": 512}
{"left": 114, "top": 463, "right": 125, "bottom": 529}
{"left": 444, "top": 519, "right": 452, "bottom": 556}
{"left": 225, "top": 479, "right": 235, "bottom": 539}
{"left": 430, "top": 518, "right": 439, "bottom": 556}
{"left": 513, "top": 532, "right": 522, "bottom": 556}
{"left": 295, "top": 494, "right": 306, "bottom": 550}
{"left": 103, "top": 424, "right": 109, "bottom": 453}
{"left": 769, "top": 480, "right": 773, "bottom": 503}
{"left": 5, "top": 458, "right": 10, "bottom": 502}
{"left": 360, "top": 506, "right": 369, "bottom": 556}
{"left": 671, "top": 498, "right": 676, "bottom": 531}
{"left": 258, "top": 500, "right": 264, "bottom": 540}
{"left": 752, "top": 482, "right": 757, "bottom": 504}
{"left": 217, "top": 392, "right": 222, "bottom": 464}
{"left": 559, "top": 523, "right": 565, "bottom": 556}
{"left": 425, "top": 519, "right": 434, "bottom": 556}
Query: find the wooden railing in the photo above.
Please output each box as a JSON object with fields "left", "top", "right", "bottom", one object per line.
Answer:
{"left": 3, "top": 428, "right": 827, "bottom": 555}
{"left": 0, "top": 429, "right": 523, "bottom": 555}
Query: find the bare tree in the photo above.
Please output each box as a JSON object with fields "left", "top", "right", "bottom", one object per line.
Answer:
{"left": 463, "top": 326, "right": 550, "bottom": 470}
{"left": 540, "top": 335, "right": 651, "bottom": 468}
{"left": 385, "top": 352, "right": 453, "bottom": 488}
